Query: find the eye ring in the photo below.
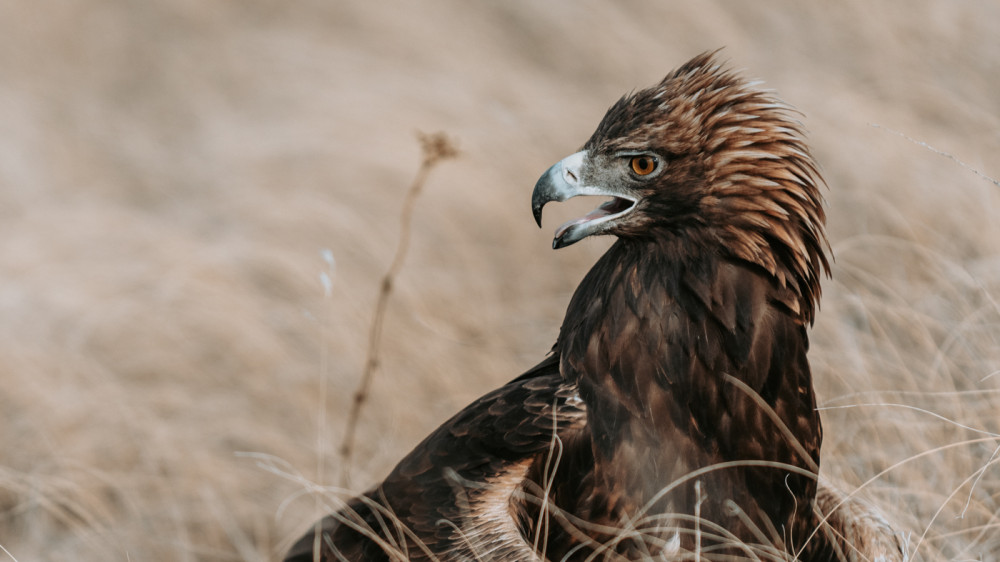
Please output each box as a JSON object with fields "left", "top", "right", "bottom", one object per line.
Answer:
{"left": 630, "top": 155, "right": 657, "bottom": 176}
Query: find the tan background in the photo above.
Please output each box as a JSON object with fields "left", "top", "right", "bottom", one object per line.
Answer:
{"left": 1, "top": 1, "right": 998, "bottom": 559}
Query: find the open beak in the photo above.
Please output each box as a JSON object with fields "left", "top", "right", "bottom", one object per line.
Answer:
{"left": 532, "top": 151, "right": 637, "bottom": 249}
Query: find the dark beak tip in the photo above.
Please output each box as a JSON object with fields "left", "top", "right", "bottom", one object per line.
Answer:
{"left": 531, "top": 167, "right": 557, "bottom": 229}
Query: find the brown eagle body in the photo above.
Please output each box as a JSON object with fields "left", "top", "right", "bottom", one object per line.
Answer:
{"left": 285, "top": 53, "right": 904, "bottom": 561}
{"left": 528, "top": 53, "right": 829, "bottom": 559}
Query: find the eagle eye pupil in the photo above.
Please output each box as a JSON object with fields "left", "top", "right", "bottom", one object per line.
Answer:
{"left": 630, "top": 156, "right": 656, "bottom": 176}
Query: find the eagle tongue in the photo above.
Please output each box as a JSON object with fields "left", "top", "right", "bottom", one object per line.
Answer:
{"left": 554, "top": 199, "right": 623, "bottom": 241}
{"left": 554, "top": 206, "right": 613, "bottom": 241}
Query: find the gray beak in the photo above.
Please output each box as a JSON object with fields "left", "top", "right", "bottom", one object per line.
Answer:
{"left": 531, "top": 151, "right": 636, "bottom": 249}
{"left": 531, "top": 151, "right": 592, "bottom": 249}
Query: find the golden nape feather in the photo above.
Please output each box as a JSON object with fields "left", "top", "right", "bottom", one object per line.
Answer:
{"left": 286, "top": 52, "right": 905, "bottom": 561}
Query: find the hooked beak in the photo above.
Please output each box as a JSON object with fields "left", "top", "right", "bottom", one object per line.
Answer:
{"left": 531, "top": 151, "right": 637, "bottom": 249}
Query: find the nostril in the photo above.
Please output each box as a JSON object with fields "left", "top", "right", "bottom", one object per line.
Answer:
{"left": 565, "top": 168, "right": 577, "bottom": 183}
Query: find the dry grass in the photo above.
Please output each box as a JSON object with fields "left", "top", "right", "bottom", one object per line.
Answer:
{"left": 0, "top": 1, "right": 998, "bottom": 560}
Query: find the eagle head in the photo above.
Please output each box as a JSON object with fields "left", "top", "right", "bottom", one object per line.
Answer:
{"left": 532, "top": 51, "right": 831, "bottom": 320}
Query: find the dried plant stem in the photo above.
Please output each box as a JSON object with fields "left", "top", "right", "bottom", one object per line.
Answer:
{"left": 338, "top": 132, "right": 458, "bottom": 487}
{"left": 694, "top": 480, "right": 704, "bottom": 562}
{"left": 870, "top": 123, "right": 1000, "bottom": 188}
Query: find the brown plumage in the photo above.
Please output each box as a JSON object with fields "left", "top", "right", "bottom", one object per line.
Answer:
{"left": 285, "top": 53, "right": 904, "bottom": 561}
{"left": 526, "top": 51, "right": 830, "bottom": 560}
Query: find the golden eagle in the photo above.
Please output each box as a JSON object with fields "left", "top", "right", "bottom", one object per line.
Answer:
{"left": 285, "top": 53, "right": 903, "bottom": 561}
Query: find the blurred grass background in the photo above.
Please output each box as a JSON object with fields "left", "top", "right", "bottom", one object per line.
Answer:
{"left": 0, "top": 1, "right": 998, "bottom": 560}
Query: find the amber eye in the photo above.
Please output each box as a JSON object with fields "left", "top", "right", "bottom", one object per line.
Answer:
{"left": 630, "top": 155, "right": 657, "bottom": 176}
